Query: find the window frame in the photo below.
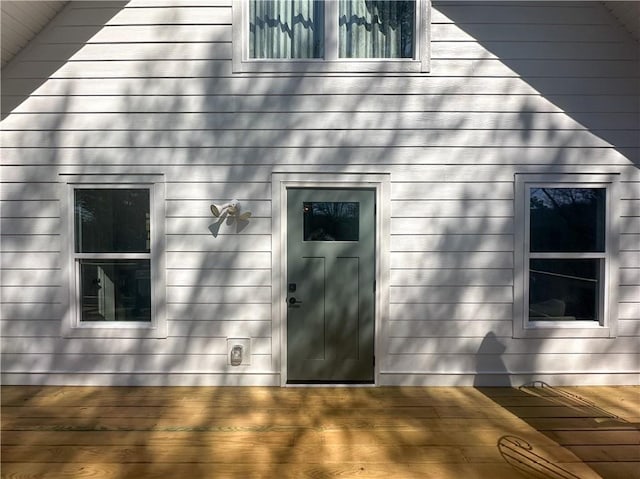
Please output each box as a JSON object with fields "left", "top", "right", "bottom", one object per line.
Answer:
{"left": 61, "top": 174, "right": 167, "bottom": 339}
{"left": 232, "top": 0, "right": 430, "bottom": 73}
{"left": 514, "top": 173, "right": 619, "bottom": 339}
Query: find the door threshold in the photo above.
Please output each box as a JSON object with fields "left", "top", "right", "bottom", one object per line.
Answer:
{"left": 287, "top": 380, "right": 375, "bottom": 386}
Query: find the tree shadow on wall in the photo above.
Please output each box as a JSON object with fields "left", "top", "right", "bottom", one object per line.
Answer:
{"left": 437, "top": 1, "right": 640, "bottom": 165}
{"left": 1, "top": 2, "right": 129, "bottom": 119}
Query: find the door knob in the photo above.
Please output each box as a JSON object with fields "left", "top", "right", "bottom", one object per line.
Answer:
{"left": 288, "top": 297, "right": 298, "bottom": 305}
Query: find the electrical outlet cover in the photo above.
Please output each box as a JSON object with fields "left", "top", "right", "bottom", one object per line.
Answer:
{"left": 227, "top": 338, "right": 251, "bottom": 366}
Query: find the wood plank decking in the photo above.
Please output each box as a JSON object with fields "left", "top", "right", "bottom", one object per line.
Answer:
{"left": 1, "top": 385, "right": 638, "bottom": 478}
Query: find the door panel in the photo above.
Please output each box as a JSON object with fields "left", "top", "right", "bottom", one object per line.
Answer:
{"left": 287, "top": 189, "right": 375, "bottom": 383}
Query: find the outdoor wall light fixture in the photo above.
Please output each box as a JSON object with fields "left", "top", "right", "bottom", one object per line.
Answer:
{"left": 210, "top": 199, "right": 252, "bottom": 222}
{"left": 209, "top": 199, "right": 253, "bottom": 237}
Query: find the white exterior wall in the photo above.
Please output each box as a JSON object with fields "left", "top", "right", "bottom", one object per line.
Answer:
{"left": 1, "top": 0, "right": 638, "bottom": 386}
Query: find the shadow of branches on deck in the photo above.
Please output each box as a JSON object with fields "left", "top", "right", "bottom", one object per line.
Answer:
{"left": 477, "top": 384, "right": 640, "bottom": 479}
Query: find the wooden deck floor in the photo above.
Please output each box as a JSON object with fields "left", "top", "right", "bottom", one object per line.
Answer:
{"left": 1, "top": 385, "right": 638, "bottom": 479}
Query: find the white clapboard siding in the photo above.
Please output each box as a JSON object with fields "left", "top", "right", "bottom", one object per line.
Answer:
{"left": 620, "top": 268, "right": 640, "bottom": 286}
{"left": 167, "top": 235, "right": 272, "bottom": 253}
{"left": 1, "top": 353, "right": 273, "bottom": 374}
{"left": 0, "top": 286, "right": 61, "bottom": 304}
{"left": 387, "top": 337, "right": 640, "bottom": 355}
{"left": 0, "top": 304, "right": 63, "bottom": 321}
{"left": 167, "top": 269, "right": 271, "bottom": 287}
{"left": 0, "top": 269, "right": 62, "bottom": 287}
{"left": 392, "top": 217, "right": 513, "bottom": 235}
{"left": 0, "top": 200, "right": 59, "bottom": 218}
{"left": 431, "top": 4, "right": 611, "bottom": 24}
{"left": 389, "top": 302, "right": 513, "bottom": 321}
{"left": 389, "top": 320, "right": 512, "bottom": 338}
{"left": 620, "top": 286, "right": 640, "bottom": 303}
{"left": 619, "top": 303, "right": 640, "bottom": 320}
{"left": 391, "top": 200, "right": 514, "bottom": 218}
{"left": 166, "top": 252, "right": 271, "bottom": 269}
{"left": 432, "top": 41, "right": 638, "bottom": 61}
{"left": 0, "top": 235, "right": 61, "bottom": 252}
{"left": 619, "top": 320, "right": 640, "bottom": 337}
{"left": 390, "top": 269, "right": 513, "bottom": 287}
{"left": 167, "top": 286, "right": 271, "bottom": 304}
{"left": 4, "top": 129, "right": 630, "bottom": 149}
{"left": 384, "top": 354, "right": 638, "bottom": 374}
{"left": 0, "top": 218, "right": 60, "bottom": 235}
{"left": 58, "top": 6, "right": 233, "bottom": 26}
{"left": 2, "top": 147, "right": 634, "bottom": 168}
{"left": 167, "top": 303, "right": 271, "bottom": 321}
{"left": 167, "top": 200, "right": 271, "bottom": 218}
{"left": 390, "top": 286, "right": 513, "bottom": 304}
{"left": 1, "top": 336, "right": 271, "bottom": 356}
{"left": 620, "top": 217, "right": 640, "bottom": 235}
{"left": 7, "top": 58, "right": 638, "bottom": 79}
{"left": 2, "top": 319, "right": 273, "bottom": 339}
{"left": 392, "top": 182, "right": 514, "bottom": 200}
{"left": 0, "top": 0, "right": 638, "bottom": 386}
{"left": 0, "top": 183, "right": 59, "bottom": 201}
{"left": 392, "top": 252, "right": 514, "bottom": 269}
{"left": 166, "top": 182, "right": 271, "bottom": 200}
{"left": 390, "top": 234, "right": 513, "bottom": 252}
{"left": 166, "top": 217, "right": 271, "bottom": 235}
{"left": 0, "top": 252, "right": 59, "bottom": 270}
{"left": 9, "top": 93, "right": 640, "bottom": 115}
{"left": 17, "top": 42, "right": 232, "bottom": 62}
{"left": 7, "top": 111, "right": 627, "bottom": 131}
{"left": 4, "top": 77, "right": 638, "bottom": 98}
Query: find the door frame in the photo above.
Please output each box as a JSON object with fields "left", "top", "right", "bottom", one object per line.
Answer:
{"left": 272, "top": 172, "right": 391, "bottom": 386}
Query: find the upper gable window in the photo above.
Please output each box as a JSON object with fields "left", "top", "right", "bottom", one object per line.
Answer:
{"left": 234, "top": 0, "right": 430, "bottom": 73}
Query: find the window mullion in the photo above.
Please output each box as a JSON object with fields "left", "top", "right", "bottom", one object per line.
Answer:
{"left": 529, "top": 252, "right": 607, "bottom": 260}
{"left": 325, "top": 0, "right": 339, "bottom": 61}
{"left": 74, "top": 253, "right": 151, "bottom": 260}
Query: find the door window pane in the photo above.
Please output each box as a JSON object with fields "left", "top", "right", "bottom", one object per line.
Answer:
{"left": 529, "top": 188, "right": 605, "bottom": 252}
{"left": 529, "top": 259, "right": 600, "bottom": 321}
{"left": 249, "top": 0, "right": 324, "bottom": 59}
{"left": 339, "top": 0, "right": 415, "bottom": 58}
{"left": 79, "top": 260, "right": 151, "bottom": 322}
{"left": 75, "top": 189, "right": 150, "bottom": 253}
{"left": 304, "top": 202, "right": 359, "bottom": 241}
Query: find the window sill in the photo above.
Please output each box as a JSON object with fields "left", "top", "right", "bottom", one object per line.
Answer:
{"left": 232, "top": 58, "right": 429, "bottom": 74}
{"left": 514, "top": 322, "right": 615, "bottom": 339}
{"left": 62, "top": 322, "right": 167, "bottom": 339}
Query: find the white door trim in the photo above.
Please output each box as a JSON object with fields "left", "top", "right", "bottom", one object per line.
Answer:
{"left": 272, "top": 172, "right": 391, "bottom": 387}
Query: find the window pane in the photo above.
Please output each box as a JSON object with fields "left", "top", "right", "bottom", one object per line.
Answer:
{"left": 249, "top": 0, "right": 324, "bottom": 59}
{"left": 75, "top": 189, "right": 150, "bottom": 253}
{"left": 79, "top": 260, "right": 151, "bottom": 322}
{"left": 304, "top": 202, "right": 359, "bottom": 241}
{"left": 530, "top": 188, "right": 605, "bottom": 252}
{"left": 339, "top": 0, "right": 415, "bottom": 58}
{"left": 529, "top": 259, "right": 600, "bottom": 321}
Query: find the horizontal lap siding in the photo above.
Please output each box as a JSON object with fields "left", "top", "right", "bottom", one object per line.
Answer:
{"left": 1, "top": 0, "right": 638, "bottom": 385}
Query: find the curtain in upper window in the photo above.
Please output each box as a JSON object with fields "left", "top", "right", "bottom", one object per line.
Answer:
{"left": 339, "top": 0, "right": 415, "bottom": 58}
{"left": 249, "top": 0, "right": 324, "bottom": 58}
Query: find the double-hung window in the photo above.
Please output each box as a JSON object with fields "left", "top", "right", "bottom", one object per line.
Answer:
{"left": 62, "top": 175, "right": 166, "bottom": 338}
{"left": 514, "top": 174, "right": 619, "bottom": 338}
{"left": 233, "top": 0, "right": 430, "bottom": 72}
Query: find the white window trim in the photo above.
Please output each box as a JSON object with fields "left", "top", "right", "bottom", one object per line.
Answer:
{"left": 60, "top": 174, "right": 167, "bottom": 339}
{"left": 514, "top": 173, "right": 620, "bottom": 339}
{"left": 232, "top": 0, "right": 430, "bottom": 73}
